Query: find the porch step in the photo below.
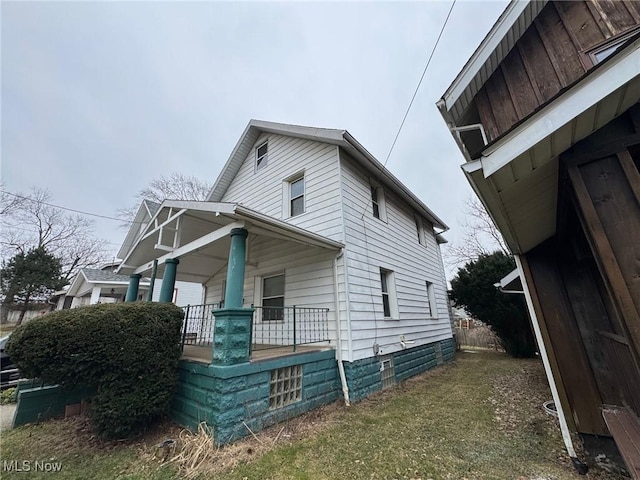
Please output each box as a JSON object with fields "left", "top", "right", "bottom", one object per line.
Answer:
{"left": 602, "top": 405, "right": 640, "bottom": 479}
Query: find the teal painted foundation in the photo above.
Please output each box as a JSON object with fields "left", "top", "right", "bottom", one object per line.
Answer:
{"left": 12, "top": 383, "right": 95, "bottom": 427}
{"left": 344, "top": 338, "right": 456, "bottom": 403}
{"left": 171, "top": 338, "right": 455, "bottom": 445}
{"left": 171, "top": 349, "right": 339, "bottom": 444}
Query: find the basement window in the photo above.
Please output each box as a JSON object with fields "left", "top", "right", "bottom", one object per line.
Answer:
{"left": 379, "top": 355, "right": 396, "bottom": 390}
{"left": 269, "top": 365, "right": 302, "bottom": 409}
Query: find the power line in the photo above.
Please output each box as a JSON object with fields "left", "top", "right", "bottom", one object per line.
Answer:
{"left": 360, "top": 0, "right": 457, "bottom": 221}
{"left": 1, "top": 190, "right": 134, "bottom": 224}
{"left": 382, "top": 0, "right": 457, "bottom": 168}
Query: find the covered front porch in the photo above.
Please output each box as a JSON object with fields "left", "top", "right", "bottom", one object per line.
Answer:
{"left": 117, "top": 200, "right": 343, "bottom": 365}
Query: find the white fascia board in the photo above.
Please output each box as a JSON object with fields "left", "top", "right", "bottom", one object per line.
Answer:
{"left": 161, "top": 200, "right": 237, "bottom": 214}
{"left": 442, "top": 0, "right": 531, "bottom": 111}
{"left": 117, "top": 201, "right": 237, "bottom": 273}
{"left": 133, "top": 220, "right": 245, "bottom": 275}
{"left": 481, "top": 40, "right": 640, "bottom": 178}
{"left": 341, "top": 132, "right": 449, "bottom": 231}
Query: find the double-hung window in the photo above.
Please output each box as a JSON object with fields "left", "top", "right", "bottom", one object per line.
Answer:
{"left": 290, "top": 176, "right": 305, "bottom": 217}
{"left": 371, "top": 186, "right": 380, "bottom": 219}
{"left": 370, "top": 184, "right": 386, "bottom": 221}
{"left": 262, "top": 274, "right": 285, "bottom": 321}
{"left": 379, "top": 268, "right": 397, "bottom": 319}
{"left": 256, "top": 142, "right": 268, "bottom": 171}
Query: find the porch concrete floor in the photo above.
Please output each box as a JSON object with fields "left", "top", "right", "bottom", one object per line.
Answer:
{"left": 181, "top": 343, "right": 333, "bottom": 364}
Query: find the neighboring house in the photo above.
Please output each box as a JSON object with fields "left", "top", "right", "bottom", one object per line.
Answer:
{"left": 116, "top": 119, "right": 454, "bottom": 443}
{"left": 60, "top": 268, "right": 151, "bottom": 308}
{"left": 51, "top": 263, "right": 202, "bottom": 309}
{"left": 439, "top": 0, "right": 640, "bottom": 475}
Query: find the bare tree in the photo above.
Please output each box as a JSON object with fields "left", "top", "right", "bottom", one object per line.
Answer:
{"left": 117, "top": 172, "right": 212, "bottom": 226}
{"left": 0, "top": 188, "right": 110, "bottom": 283}
{"left": 444, "top": 196, "right": 510, "bottom": 270}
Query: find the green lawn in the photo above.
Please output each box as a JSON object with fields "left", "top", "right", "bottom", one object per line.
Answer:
{"left": 0, "top": 352, "right": 626, "bottom": 479}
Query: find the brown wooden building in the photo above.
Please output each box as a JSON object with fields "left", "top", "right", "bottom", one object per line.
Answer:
{"left": 439, "top": 0, "right": 640, "bottom": 476}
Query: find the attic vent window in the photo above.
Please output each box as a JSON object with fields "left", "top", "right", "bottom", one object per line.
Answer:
{"left": 585, "top": 26, "right": 640, "bottom": 66}
{"left": 256, "top": 142, "right": 268, "bottom": 171}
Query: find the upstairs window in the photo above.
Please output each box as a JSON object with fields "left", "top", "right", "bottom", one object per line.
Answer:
{"left": 290, "top": 176, "right": 305, "bottom": 217}
{"left": 425, "top": 281, "right": 436, "bottom": 318}
{"left": 415, "top": 214, "right": 427, "bottom": 246}
{"left": 370, "top": 184, "right": 386, "bottom": 221}
{"left": 256, "top": 142, "right": 268, "bottom": 171}
{"left": 371, "top": 186, "right": 380, "bottom": 218}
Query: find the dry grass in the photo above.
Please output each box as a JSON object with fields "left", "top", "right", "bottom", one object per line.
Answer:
{"left": 1, "top": 352, "right": 629, "bottom": 480}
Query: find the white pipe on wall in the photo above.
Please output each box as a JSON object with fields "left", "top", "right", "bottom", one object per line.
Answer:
{"left": 334, "top": 249, "right": 351, "bottom": 406}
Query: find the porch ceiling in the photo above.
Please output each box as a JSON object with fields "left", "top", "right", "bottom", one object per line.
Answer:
{"left": 118, "top": 201, "right": 343, "bottom": 284}
{"left": 462, "top": 39, "right": 640, "bottom": 255}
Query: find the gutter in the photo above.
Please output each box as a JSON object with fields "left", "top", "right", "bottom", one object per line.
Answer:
{"left": 333, "top": 249, "right": 350, "bottom": 406}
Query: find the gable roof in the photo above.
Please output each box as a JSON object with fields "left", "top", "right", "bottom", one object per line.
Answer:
{"left": 117, "top": 199, "right": 161, "bottom": 260}
{"left": 65, "top": 268, "right": 150, "bottom": 297}
{"left": 207, "top": 119, "right": 448, "bottom": 231}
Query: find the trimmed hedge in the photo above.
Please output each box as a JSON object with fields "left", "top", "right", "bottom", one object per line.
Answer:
{"left": 6, "top": 302, "right": 184, "bottom": 439}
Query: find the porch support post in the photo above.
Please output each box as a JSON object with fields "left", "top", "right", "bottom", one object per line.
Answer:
{"left": 159, "top": 258, "right": 179, "bottom": 303}
{"left": 125, "top": 274, "right": 142, "bottom": 302}
{"left": 90, "top": 286, "right": 102, "bottom": 305}
{"left": 225, "top": 228, "right": 248, "bottom": 308}
{"left": 146, "top": 259, "right": 158, "bottom": 302}
{"left": 213, "top": 228, "right": 254, "bottom": 365}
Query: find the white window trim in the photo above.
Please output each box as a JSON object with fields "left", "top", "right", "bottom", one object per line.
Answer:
{"left": 254, "top": 272, "right": 285, "bottom": 322}
{"left": 415, "top": 214, "right": 427, "bottom": 246}
{"left": 282, "top": 171, "right": 306, "bottom": 219}
{"left": 255, "top": 141, "right": 268, "bottom": 172}
{"left": 425, "top": 281, "right": 437, "bottom": 319}
{"left": 380, "top": 268, "right": 399, "bottom": 320}
{"left": 370, "top": 182, "right": 387, "bottom": 222}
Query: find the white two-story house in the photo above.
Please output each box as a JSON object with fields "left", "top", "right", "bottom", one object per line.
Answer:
{"left": 116, "top": 120, "right": 454, "bottom": 442}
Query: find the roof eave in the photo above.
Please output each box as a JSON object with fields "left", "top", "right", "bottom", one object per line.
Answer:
{"left": 341, "top": 131, "right": 449, "bottom": 231}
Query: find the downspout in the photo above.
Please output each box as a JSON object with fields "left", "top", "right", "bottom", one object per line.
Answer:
{"left": 514, "top": 255, "right": 588, "bottom": 475}
{"left": 334, "top": 248, "right": 351, "bottom": 406}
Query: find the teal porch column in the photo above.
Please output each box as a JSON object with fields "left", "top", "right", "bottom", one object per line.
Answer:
{"left": 224, "top": 228, "right": 248, "bottom": 308}
{"left": 125, "top": 274, "right": 142, "bottom": 302}
{"left": 213, "top": 228, "right": 254, "bottom": 365}
{"left": 159, "top": 258, "right": 179, "bottom": 303}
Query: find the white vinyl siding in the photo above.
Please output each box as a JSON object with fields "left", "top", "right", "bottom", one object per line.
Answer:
{"left": 152, "top": 280, "right": 203, "bottom": 307}
{"left": 204, "top": 236, "right": 341, "bottom": 350}
{"left": 220, "top": 133, "right": 343, "bottom": 242}
{"left": 339, "top": 152, "right": 452, "bottom": 361}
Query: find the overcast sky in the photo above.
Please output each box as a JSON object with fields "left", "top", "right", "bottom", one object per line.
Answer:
{"left": 1, "top": 0, "right": 509, "bottom": 280}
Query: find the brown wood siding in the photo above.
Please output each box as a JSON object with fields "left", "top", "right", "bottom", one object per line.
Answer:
{"left": 474, "top": 0, "right": 639, "bottom": 143}
{"left": 526, "top": 241, "right": 608, "bottom": 435}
